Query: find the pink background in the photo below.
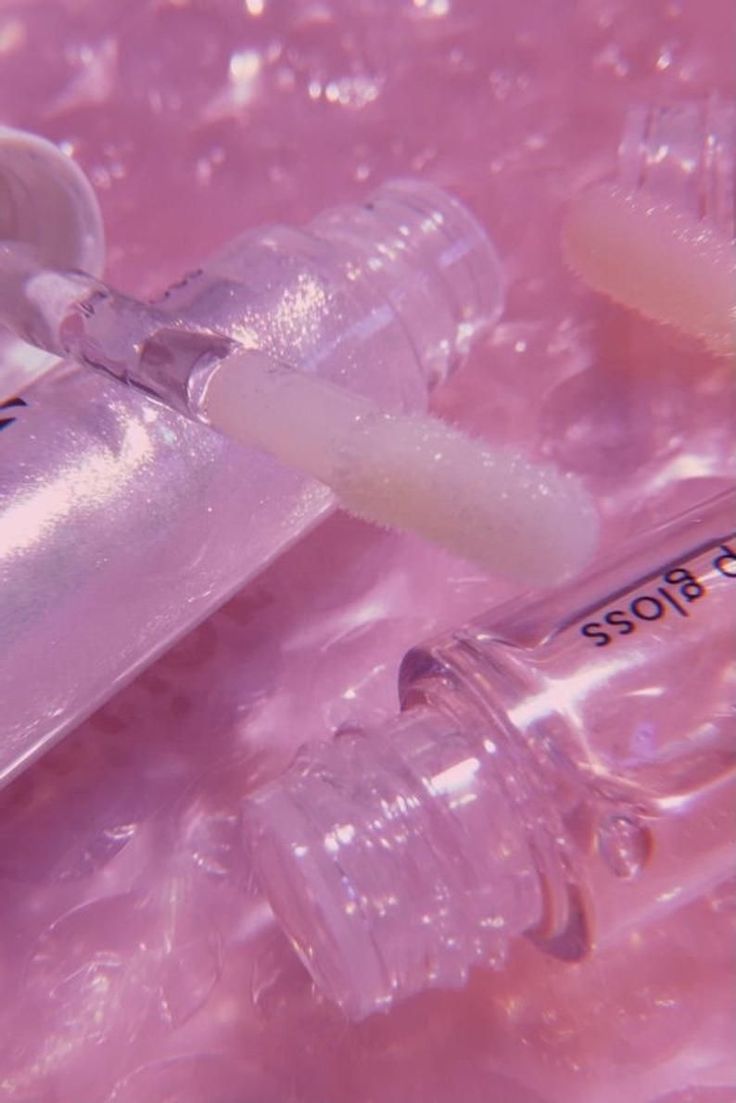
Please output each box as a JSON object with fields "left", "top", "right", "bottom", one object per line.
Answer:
{"left": 0, "top": 1, "right": 734, "bottom": 1100}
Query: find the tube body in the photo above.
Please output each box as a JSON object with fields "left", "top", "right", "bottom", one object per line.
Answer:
{"left": 245, "top": 490, "right": 736, "bottom": 1018}
{"left": 0, "top": 181, "right": 503, "bottom": 784}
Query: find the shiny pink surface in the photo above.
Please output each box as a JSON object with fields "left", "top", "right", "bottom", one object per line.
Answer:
{"left": 0, "top": 2, "right": 734, "bottom": 1101}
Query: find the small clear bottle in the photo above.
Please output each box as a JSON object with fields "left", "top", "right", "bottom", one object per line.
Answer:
{"left": 244, "top": 489, "right": 736, "bottom": 1018}
{"left": 0, "top": 173, "right": 502, "bottom": 784}
{"left": 617, "top": 96, "right": 735, "bottom": 236}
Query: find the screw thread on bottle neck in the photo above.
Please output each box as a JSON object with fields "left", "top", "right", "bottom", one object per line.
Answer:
{"left": 618, "top": 98, "right": 735, "bottom": 237}
{"left": 308, "top": 179, "right": 504, "bottom": 389}
{"left": 244, "top": 704, "right": 543, "bottom": 1019}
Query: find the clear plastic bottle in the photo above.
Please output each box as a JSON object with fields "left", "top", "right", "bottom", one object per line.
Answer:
{"left": 617, "top": 96, "right": 735, "bottom": 236}
{"left": 244, "top": 489, "right": 736, "bottom": 1018}
{"left": 0, "top": 178, "right": 503, "bottom": 784}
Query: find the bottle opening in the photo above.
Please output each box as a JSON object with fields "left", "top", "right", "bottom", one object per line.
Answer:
{"left": 309, "top": 178, "right": 505, "bottom": 388}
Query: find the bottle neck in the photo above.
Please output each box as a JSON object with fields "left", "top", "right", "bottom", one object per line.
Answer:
{"left": 243, "top": 697, "right": 548, "bottom": 1019}
{"left": 617, "top": 97, "right": 735, "bottom": 237}
{"left": 306, "top": 178, "right": 504, "bottom": 390}
{"left": 245, "top": 490, "right": 736, "bottom": 1018}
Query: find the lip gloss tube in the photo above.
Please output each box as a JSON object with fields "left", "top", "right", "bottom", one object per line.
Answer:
{"left": 563, "top": 98, "right": 735, "bottom": 356}
{"left": 244, "top": 489, "right": 736, "bottom": 1018}
{"left": 617, "top": 96, "right": 735, "bottom": 237}
{"left": 0, "top": 171, "right": 503, "bottom": 785}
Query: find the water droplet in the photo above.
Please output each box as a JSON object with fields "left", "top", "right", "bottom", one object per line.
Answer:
{"left": 597, "top": 813, "right": 652, "bottom": 879}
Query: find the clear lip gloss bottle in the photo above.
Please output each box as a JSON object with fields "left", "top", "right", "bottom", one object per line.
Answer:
{"left": 244, "top": 488, "right": 736, "bottom": 1019}
{"left": 0, "top": 142, "right": 503, "bottom": 785}
{"left": 617, "top": 95, "right": 735, "bottom": 237}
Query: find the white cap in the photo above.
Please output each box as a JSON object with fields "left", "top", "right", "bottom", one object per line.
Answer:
{"left": 0, "top": 127, "right": 105, "bottom": 274}
{"left": 0, "top": 127, "right": 105, "bottom": 397}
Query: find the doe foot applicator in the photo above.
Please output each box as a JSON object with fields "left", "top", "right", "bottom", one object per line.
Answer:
{"left": 0, "top": 127, "right": 597, "bottom": 585}
{"left": 0, "top": 128, "right": 595, "bottom": 784}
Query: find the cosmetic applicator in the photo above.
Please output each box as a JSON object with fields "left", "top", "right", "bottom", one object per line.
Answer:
{"left": 197, "top": 347, "right": 599, "bottom": 584}
{"left": 0, "top": 248, "right": 598, "bottom": 584}
{"left": 563, "top": 184, "right": 735, "bottom": 357}
{"left": 0, "top": 128, "right": 597, "bottom": 585}
{"left": 563, "top": 99, "right": 735, "bottom": 357}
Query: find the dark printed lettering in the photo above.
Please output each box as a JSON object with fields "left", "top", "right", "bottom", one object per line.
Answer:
{"left": 664, "top": 566, "right": 706, "bottom": 601}
{"left": 580, "top": 543, "right": 734, "bottom": 649}
{"left": 581, "top": 623, "right": 611, "bottom": 647}
{"left": 0, "top": 396, "right": 28, "bottom": 431}
{"left": 657, "top": 587, "right": 688, "bottom": 617}
{"left": 604, "top": 610, "right": 635, "bottom": 635}
{"left": 713, "top": 543, "right": 736, "bottom": 578}
{"left": 630, "top": 595, "right": 664, "bottom": 621}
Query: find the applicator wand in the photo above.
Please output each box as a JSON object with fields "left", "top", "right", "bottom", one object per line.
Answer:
{"left": 563, "top": 99, "right": 735, "bottom": 357}
{"left": 0, "top": 131, "right": 598, "bottom": 585}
